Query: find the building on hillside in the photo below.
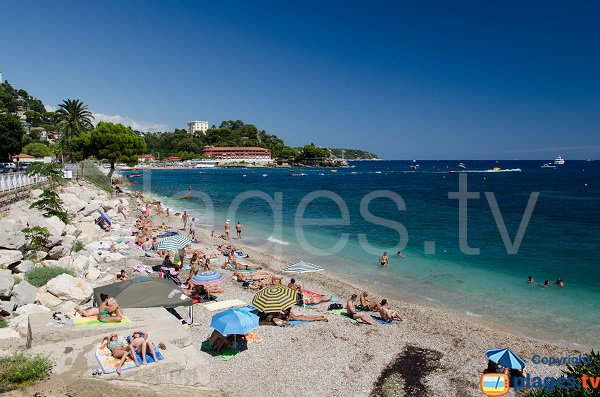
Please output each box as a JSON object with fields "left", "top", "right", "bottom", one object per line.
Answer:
{"left": 187, "top": 120, "right": 209, "bottom": 134}
{"left": 201, "top": 146, "right": 272, "bottom": 163}
{"left": 138, "top": 154, "right": 156, "bottom": 162}
{"left": 165, "top": 156, "right": 182, "bottom": 162}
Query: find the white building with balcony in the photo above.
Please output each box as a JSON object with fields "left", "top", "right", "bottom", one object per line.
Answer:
{"left": 187, "top": 120, "right": 209, "bottom": 134}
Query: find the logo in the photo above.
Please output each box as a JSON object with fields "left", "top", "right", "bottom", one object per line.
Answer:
{"left": 480, "top": 373, "right": 510, "bottom": 396}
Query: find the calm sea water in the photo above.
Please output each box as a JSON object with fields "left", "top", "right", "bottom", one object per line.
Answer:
{"left": 124, "top": 160, "right": 600, "bottom": 347}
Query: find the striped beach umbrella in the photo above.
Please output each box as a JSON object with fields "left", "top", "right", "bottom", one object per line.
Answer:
{"left": 486, "top": 348, "right": 526, "bottom": 370}
{"left": 191, "top": 271, "right": 225, "bottom": 287}
{"left": 252, "top": 285, "right": 298, "bottom": 313}
{"left": 156, "top": 234, "right": 191, "bottom": 251}
{"left": 281, "top": 261, "right": 324, "bottom": 273}
{"left": 97, "top": 209, "right": 112, "bottom": 225}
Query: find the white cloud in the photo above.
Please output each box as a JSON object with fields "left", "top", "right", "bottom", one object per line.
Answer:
{"left": 91, "top": 113, "right": 169, "bottom": 133}
{"left": 44, "top": 104, "right": 57, "bottom": 112}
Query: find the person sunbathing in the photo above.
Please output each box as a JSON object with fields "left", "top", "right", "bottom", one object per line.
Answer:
{"left": 202, "top": 256, "right": 211, "bottom": 271}
{"left": 288, "top": 278, "right": 302, "bottom": 292}
{"left": 378, "top": 299, "right": 403, "bottom": 322}
{"left": 273, "top": 308, "right": 328, "bottom": 325}
{"left": 76, "top": 294, "right": 123, "bottom": 323}
{"left": 359, "top": 291, "right": 380, "bottom": 311}
{"left": 301, "top": 293, "right": 330, "bottom": 305}
{"left": 346, "top": 294, "right": 377, "bottom": 325}
{"left": 183, "top": 284, "right": 221, "bottom": 299}
{"left": 116, "top": 270, "right": 130, "bottom": 282}
{"left": 134, "top": 233, "right": 145, "bottom": 246}
{"left": 96, "top": 217, "right": 111, "bottom": 232}
{"left": 209, "top": 330, "right": 231, "bottom": 354}
{"left": 128, "top": 330, "right": 158, "bottom": 365}
{"left": 102, "top": 333, "right": 140, "bottom": 375}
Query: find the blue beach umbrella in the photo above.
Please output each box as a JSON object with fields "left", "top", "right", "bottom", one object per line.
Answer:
{"left": 210, "top": 308, "right": 259, "bottom": 336}
{"left": 486, "top": 348, "right": 526, "bottom": 370}
{"left": 191, "top": 271, "right": 225, "bottom": 287}
{"left": 97, "top": 209, "right": 112, "bottom": 225}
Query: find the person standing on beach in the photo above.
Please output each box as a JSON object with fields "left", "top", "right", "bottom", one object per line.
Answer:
{"left": 380, "top": 252, "right": 389, "bottom": 266}
{"left": 188, "top": 185, "right": 192, "bottom": 193}
{"left": 236, "top": 221, "right": 242, "bottom": 239}
{"left": 182, "top": 211, "right": 189, "bottom": 231}
{"left": 189, "top": 217, "right": 196, "bottom": 241}
{"left": 224, "top": 220, "right": 231, "bottom": 240}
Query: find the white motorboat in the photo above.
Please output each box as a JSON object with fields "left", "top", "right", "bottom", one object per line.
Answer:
{"left": 554, "top": 155, "right": 565, "bottom": 165}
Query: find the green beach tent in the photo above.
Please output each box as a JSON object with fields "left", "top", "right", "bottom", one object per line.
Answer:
{"left": 93, "top": 276, "right": 192, "bottom": 309}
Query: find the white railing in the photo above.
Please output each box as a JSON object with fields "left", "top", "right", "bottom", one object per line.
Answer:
{"left": 0, "top": 172, "right": 45, "bottom": 194}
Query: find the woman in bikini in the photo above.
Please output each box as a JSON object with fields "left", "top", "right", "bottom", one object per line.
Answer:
{"left": 128, "top": 330, "right": 158, "bottom": 365}
{"left": 76, "top": 294, "right": 123, "bottom": 323}
{"left": 102, "top": 333, "right": 140, "bottom": 375}
{"left": 378, "top": 299, "right": 403, "bottom": 322}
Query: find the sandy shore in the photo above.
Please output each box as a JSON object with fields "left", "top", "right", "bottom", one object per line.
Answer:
{"left": 121, "top": 188, "right": 582, "bottom": 397}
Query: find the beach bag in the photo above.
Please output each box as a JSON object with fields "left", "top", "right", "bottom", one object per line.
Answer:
{"left": 328, "top": 303, "right": 343, "bottom": 311}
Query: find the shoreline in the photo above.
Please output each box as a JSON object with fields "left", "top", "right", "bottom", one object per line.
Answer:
{"left": 125, "top": 179, "right": 594, "bottom": 352}
{"left": 122, "top": 182, "right": 587, "bottom": 396}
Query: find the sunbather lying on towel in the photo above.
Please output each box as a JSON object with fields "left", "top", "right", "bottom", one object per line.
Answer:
{"left": 288, "top": 279, "right": 330, "bottom": 305}
{"left": 347, "top": 294, "right": 377, "bottom": 325}
{"left": 378, "top": 299, "right": 403, "bottom": 322}
{"left": 129, "top": 330, "right": 158, "bottom": 364}
{"left": 209, "top": 330, "right": 231, "bottom": 354}
{"left": 76, "top": 294, "right": 123, "bottom": 323}
{"left": 102, "top": 333, "right": 140, "bottom": 375}
{"left": 358, "top": 291, "right": 380, "bottom": 311}
{"left": 273, "top": 308, "right": 328, "bottom": 325}
{"left": 224, "top": 262, "right": 262, "bottom": 271}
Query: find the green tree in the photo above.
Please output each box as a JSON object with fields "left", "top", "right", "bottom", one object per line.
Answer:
{"left": 300, "top": 144, "right": 330, "bottom": 159}
{"left": 54, "top": 99, "right": 94, "bottom": 161}
{"left": 22, "top": 142, "right": 54, "bottom": 158}
{"left": 90, "top": 122, "right": 146, "bottom": 177}
{"left": 0, "top": 113, "right": 25, "bottom": 161}
{"left": 26, "top": 163, "right": 68, "bottom": 223}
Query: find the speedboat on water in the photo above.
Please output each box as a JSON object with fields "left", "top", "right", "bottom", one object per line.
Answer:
{"left": 410, "top": 160, "right": 419, "bottom": 170}
{"left": 458, "top": 162, "right": 466, "bottom": 169}
{"left": 541, "top": 163, "right": 557, "bottom": 169}
{"left": 129, "top": 173, "right": 143, "bottom": 177}
{"left": 554, "top": 155, "right": 565, "bottom": 165}
{"left": 491, "top": 167, "right": 501, "bottom": 172}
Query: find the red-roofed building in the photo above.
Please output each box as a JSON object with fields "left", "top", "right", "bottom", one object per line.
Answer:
{"left": 165, "top": 156, "right": 182, "bottom": 162}
{"left": 201, "top": 146, "right": 272, "bottom": 161}
{"left": 11, "top": 153, "right": 34, "bottom": 162}
{"left": 138, "top": 154, "right": 156, "bottom": 162}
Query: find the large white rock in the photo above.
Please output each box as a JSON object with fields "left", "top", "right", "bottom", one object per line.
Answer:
{"left": 85, "top": 264, "right": 101, "bottom": 281}
{"left": 59, "top": 192, "right": 87, "bottom": 214}
{"left": 36, "top": 287, "right": 63, "bottom": 309}
{"left": 46, "top": 274, "right": 92, "bottom": 304}
{"left": 47, "top": 245, "right": 65, "bottom": 260}
{"left": 102, "top": 199, "right": 120, "bottom": 210}
{"left": 0, "top": 249, "right": 23, "bottom": 266}
{"left": 11, "top": 280, "right": 38, "bottom": 306}
{"left": 57, "top": 256, "right": 73, "bottom": 269}
{"left": 11, "top": 304, "right": 51, "bottom": 336}
{"left": 64, "top": 224, "right": 79, "bottom": 237}
{"left": 0, "top": 269, "right": 15, "bottom": 297}
{"left": 72, "top": 255, "right": 89, "bottom": 272}
{"left": 42, "top": 259, "right": 59, "bottom": 268}
{"left": 0, "top": 328, "right": 21, "bottom": 342}
{"left": 27, "top": 213, "right": 66, "bottom": 239}
{"left": 33, "top": 251, "right": 47, "bottom": 261}
{"left": 94, "top": 251, "right": 124, "bottom": 264}
{"left": 12, "top": 259, "right": 34, "bottom": 273}
{"left": 0, "top": 220, "right": 26, "bottom": 250}
{"left": 78, "top": 222, "right": 99, "bottom": 243}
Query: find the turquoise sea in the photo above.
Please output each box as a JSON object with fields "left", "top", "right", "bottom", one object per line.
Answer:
{"left": 124, "top": 160, "right": 600, "bottom": 348}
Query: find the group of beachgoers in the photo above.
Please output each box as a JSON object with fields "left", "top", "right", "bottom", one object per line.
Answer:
{"left": 344, "top": 291, "right": 404, "bottom": 325}
{"left": 528, "top": 275, "right": 565, "bottom": 288}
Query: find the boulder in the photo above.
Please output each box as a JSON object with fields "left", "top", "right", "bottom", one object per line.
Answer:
{"left": 33, "top": 251, "right": 47, "bottom": 261}
{"left": 85, "top": 264, "right": 101, "bottom": 281}
{"left": 61, "top": 235, "right": 76, "bottom": 255}
{"left": 57, "top": 256, "right": 73, "bottom": 269}
{"left": 44, "top": 234, "right": 63, "bottom": 249}
{"left": 46, "top": 274, "right": 92, "bottom": 304}
{"left": 64, "top": 224, "right": 80, "bottom": 237}
{"left": 36, "top": 288, "right": 62, "bottom": 309}
{"left": 47, "top": 245, "right": 65, "bottom": 260}
{"left": 102, "top": 199, "right": 120, "bottom": 210}
{"left": 72, "top": 255, "right": 88, "bottom": 273}
{"left": 58, "top": 300, "right": 78, "bottom": 314}
{"left": 82, "top": 200, "right": 103, "bottom": 216}
{"left": 59, "top": 192, "right": 87, "bottom": 214}
{"left": 0, "top": 249, "right": 23, "bottom": 266}
{"left": 42, "top": 260, "right": 59, "bottom": 268}
{"left": 11, "top": 304, "right": 50, "bottom": 336}
{"left": 78, "top": 222, "right": 99, "bottom": 243}
{"left": 27, "top": 213, "right": 65, "bottom": 240}
{"left": 0, "top": 269, "right": 15, "bottom": 298}
{"left": 11, "top": 259, "right": 34, "bottom": 273}
{"left": 0, "top": 220, "right": 26, "bottom": 250}
{"left": 0, "top": 328, "right": 21, "bottom": 343}
{"left": 11, "top": 280, "right": 37, "bottom": 306}
{"left": 94, "top": 251, "right": 124, "bottom": 264}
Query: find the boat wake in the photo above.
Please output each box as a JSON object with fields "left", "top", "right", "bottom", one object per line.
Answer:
{"left": 267, "top": 236, "right": 290, "bottom": 246}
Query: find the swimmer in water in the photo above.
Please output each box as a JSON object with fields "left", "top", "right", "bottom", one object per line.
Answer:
{"left": 397, "top": 251, "right": 405, "bottom": 258}
{"left": 556, "top": 278, "right": 564, "bottom": 288}
{"left": 528, "top": 275, "right": 534, "bottom": 284}
{"left": 380, "top": 252, "right": 388, "bottom": 266}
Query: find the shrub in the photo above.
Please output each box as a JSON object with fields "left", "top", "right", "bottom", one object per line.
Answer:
{"left": 21, "top": 226, "right": 50, "bottom": 251}
{"left": 525, "top": 350, "right": 600, "bottom": 396}
{"left": 29, "top": 189, "right": 69, "bottom": 224}
{"left": 0, "top": 354, "right": 53, "bottom": 390}
{"left": 81, "top": 160, "right": 112, "bottom": 193}
{"left": 0, "top": 318, "right": 6, "bottom": 328}
{"left": 73, "top": 240, "right": 85, "bottom": 253}
{"left": 24, "top": 267, "right": 75, "bottom": 287}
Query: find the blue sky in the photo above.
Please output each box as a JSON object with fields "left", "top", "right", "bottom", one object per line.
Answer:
{"left": 2, "top": 1, "right": 599, "bottom": 159}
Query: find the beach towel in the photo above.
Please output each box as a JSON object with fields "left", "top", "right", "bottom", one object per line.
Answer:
{"left": 200, "top": 340, "right": 239, "bottom": 361}
{"left": 203, "top": 299, "right": 246, "bottom": 312}
{"left": 287, "top": 320, "right": 307, "bottom": 326}
{"left": 74, "top": 315, "right": 132, "bottom": 327}
{"left": 95, "top": 341, "right": 164, "bottom": 374}
{"left": 372, "top": 316, "right": 395, "bottom": 325}
{"left": 329, "top": 308, "right": 360, "bottom": 324}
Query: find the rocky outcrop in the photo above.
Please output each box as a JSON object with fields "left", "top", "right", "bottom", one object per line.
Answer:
{"left": 0, "top": 249, "right": 23, "bottom": 266}
{"left": 0, "top": 220, "right": 26, "bottom": 250}
{"left": 11, "top": 280, "right": 38, "bottom": 306}
{"left": 10, "top": 304, "right": 51, "bottom": 336}
{"left": 27, "top": 213, "right": 65, "bottom": 241}
{"left": 46, "top": 274, "right": 93, "bottom": 304}
{"left": 0, "top": 269, "right": 15, "bottom": 298}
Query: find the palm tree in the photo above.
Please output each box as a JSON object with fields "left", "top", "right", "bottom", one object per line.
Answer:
{"left": 54, "top": 99, "right": 94, "bottom": 162}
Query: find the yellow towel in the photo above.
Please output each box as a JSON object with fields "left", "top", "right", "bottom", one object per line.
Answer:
{"left": 74, "top": 315, "right": 131, "bottom": 327}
